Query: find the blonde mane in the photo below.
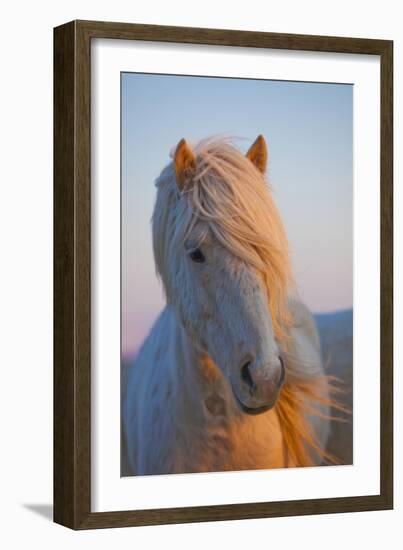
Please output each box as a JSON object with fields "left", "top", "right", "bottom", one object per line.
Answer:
{"left": 153, "top": 136, "right": 347, "bottom": 467}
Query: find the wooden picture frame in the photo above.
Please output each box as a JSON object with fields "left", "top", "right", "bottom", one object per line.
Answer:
{"left": 54, "top": 19, "right": 393, "bottom": 529}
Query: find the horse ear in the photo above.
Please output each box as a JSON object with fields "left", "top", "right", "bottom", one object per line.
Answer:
{"left": 246, "top": 135, "right": 268, "bottom": 174}
{"left": 174, "top": 138, "right": 196, "bottom": 191}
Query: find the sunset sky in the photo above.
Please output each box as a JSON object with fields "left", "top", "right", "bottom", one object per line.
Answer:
{"left": 121, "top": 73, "right": 353, "bottom": 358}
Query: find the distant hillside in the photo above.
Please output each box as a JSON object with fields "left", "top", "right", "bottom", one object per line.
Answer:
{"left": 314, "top": 309, "right": 353, "bottom": 464}
{"left": 314, "top": 309, "right": 353, "bottom": 379}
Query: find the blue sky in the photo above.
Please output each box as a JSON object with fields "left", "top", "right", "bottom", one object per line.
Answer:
{"left": 121, "top": 72, "right": 353, "bottom": 356}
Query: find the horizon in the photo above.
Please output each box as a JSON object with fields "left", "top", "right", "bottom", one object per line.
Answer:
{"left": 123, "top": 307, "right": 353, "bottom": 361}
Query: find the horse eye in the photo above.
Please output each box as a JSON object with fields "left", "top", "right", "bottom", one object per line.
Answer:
{"left": 189, "top": 248, "right": 205, "bottom": 263}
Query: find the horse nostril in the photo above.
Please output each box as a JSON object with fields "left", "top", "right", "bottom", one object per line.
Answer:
{"left": 241, "top": 361, "right": 255, "bottom": 392}
{"left": 278, "top": 357, "right": 286, "bottom": 388}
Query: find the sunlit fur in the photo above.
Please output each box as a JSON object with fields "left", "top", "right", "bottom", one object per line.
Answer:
{"left": 123, "top": 137, "right": 347, "bottom": 475}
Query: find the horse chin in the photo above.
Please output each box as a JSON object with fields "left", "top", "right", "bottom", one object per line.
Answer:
{"left": 232, "top": 389, "right": 276, "bottom": 416}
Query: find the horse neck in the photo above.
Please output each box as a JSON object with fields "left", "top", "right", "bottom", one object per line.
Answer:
{"left": 167, "top": 307, "right": 231, "bottom": 410}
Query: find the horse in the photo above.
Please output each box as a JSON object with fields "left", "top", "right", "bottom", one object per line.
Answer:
{"left": 123, "top": 135, "right": 346, "bottom": 476}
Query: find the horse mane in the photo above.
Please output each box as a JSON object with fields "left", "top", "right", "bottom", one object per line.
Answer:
{"left": 153, "top": 136, "right": 347, "bottom": 467}
{"left": 276, "top": 375, "right": 349, "bottom": 466}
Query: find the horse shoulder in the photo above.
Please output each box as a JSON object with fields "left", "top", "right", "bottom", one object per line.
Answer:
{"left": 123, "top": 308, "right": 173, "bottom": 475}
{"left": 283, "top": 298, "right": 323, "bottom": 378}
{"left": 283, "top": 298, "right": 331, "bottom": 458}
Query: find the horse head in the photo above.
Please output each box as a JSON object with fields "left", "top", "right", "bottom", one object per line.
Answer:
{"left": 152, "top": 136, "right": 292, "bottom": 414}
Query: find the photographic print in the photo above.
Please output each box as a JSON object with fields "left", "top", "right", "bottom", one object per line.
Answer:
{"left": 121, "top": 72, "right": 353, "bottom": 477}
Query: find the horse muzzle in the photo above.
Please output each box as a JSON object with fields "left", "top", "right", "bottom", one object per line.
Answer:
{"left": 231, "top": 356, "right": 285, "bottom": 415}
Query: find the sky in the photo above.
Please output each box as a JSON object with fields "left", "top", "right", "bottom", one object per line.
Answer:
{"left": 121, "top": 72, "right": 353, "bottom": 358}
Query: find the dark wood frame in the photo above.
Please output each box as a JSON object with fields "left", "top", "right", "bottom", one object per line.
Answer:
{"left": 54, "top": 19, "right": 393, "bottom": 530}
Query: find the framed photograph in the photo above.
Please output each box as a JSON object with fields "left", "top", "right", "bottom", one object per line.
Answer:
{"left": 54, "top": 20, "right": 393, "bottom": 529}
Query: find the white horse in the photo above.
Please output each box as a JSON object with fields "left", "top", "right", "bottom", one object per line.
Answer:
{"left": 123, "top": 135, "right": 344, "bottom": 475}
